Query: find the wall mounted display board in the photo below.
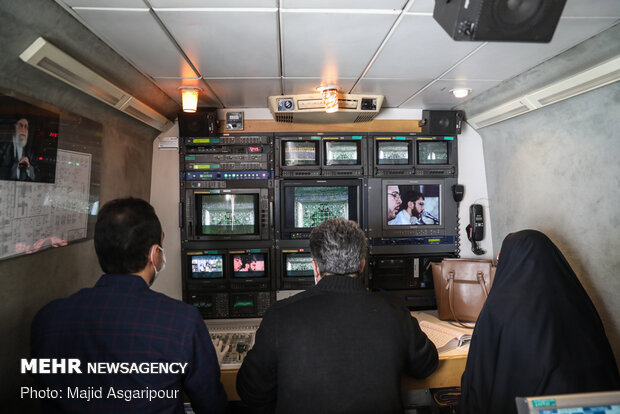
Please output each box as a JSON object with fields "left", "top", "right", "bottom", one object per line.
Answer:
{"left": 0, "top": 93, "right": 102, "bottom": 260}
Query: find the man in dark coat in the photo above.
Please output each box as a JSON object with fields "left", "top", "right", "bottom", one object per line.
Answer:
{"left": 237, "top": 218, "right": 438, "bottom": 413}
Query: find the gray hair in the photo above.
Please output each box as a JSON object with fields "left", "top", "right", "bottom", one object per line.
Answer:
{"left": 309, "top": 218, "right": 367, "bottom": 277}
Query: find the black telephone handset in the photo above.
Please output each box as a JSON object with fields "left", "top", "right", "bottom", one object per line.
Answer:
{"left": 466, "top": 204, "right": 486, "bottom": 255}
{"left": 469, "top": 204, "right": 484, "bottom": 241}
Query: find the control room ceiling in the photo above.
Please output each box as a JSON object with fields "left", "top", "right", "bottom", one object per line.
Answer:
{"left": 55, "top": 0, "right": 619, "bottom": 110}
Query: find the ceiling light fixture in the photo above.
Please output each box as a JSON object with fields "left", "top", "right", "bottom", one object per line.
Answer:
{"left": 180, "top": 87, "right": 201, "bottom": 113}
{"left": 451, "top": 88, "right": 472, "bottom": 98}
{"left": 317, "top": 86, "right": 339, "bottom": 113}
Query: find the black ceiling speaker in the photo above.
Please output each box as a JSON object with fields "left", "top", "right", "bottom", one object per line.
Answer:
{"left": 178, "top": 108, "right": 218, "bottom": 137}
{"left": 419, "top": 110, "right": 464, "bottom": 135}
{"left": 433, "top": 0, "right": 567, "bottom": 42}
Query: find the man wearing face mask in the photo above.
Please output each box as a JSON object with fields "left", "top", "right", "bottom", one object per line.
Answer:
{"left": 237, "top": 218, "right": 438, "bottom": 413}
{"left": 30, "top": 197, "right": 228, "bottom": 413}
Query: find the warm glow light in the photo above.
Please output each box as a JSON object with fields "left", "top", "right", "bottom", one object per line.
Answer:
{"left": 319, "top": 87, "right": 339, "bottom": 113}
{"left": 451, "top": 88, "right": 471, "bottom": 98}
{"left": 181, "top": 87, "right": 200, "bottom": 112}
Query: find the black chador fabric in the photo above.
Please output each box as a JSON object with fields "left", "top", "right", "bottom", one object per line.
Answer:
{"left": 460, "top": 230, "right": 620, "bottom": 414}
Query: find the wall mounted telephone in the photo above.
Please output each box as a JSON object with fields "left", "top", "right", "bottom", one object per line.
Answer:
{"left": 466, "top": 204, "right": 486, "bottom": 255}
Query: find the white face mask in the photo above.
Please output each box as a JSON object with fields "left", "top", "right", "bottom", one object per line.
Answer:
{"left": 150, "top": 245, "right": 166, "bottom": 284}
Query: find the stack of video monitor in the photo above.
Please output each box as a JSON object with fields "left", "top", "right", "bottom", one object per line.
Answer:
{"left": 180, "top": 133, "right": 276, "bottom": 319}
{"left": 180, "top": 131, "right": 461, "bottom": 316}
{"left": 365, "top": 133, "right": 460, "bottom": 309}
{"left": 274, "top": 134, "right": 368, "bottom": 291}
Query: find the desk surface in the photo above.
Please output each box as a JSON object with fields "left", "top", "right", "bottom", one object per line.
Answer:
{"left": 219, "top": 311, "right": 470, "bottom": 401}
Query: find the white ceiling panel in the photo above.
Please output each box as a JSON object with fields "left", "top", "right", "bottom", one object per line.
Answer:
{"left": 442, "top": 18, "right": 618, "bottom": 81}
{"left": 206, "top": 78, "right": 282, "bottom": 107}
{"left": 282, "top": 0, "right": 407, "bottom": 10}
{"left": 152, "top": 77, "right": 222, "bottom": 107}
{"left": 562, "top": 0, "right": 620, "bottom": 17}
{"left": 150, "top": 0, "right": 277, "bottom": 8}
{"left": 280, "top": 10, "right": 399, "bottom": 78}
{"left": 282, "top": 78, "right": 356, "bottom": 95}
{"left": 408, "top": 0, "right": 435, "bottom": 14}
{"left": 400, "top": 79, "right": 501, "bottom": 109}
{"left": 155, "top": 9, "right": 279, "bottom": 77}
{"left": 353, "top": 78, "right": 430, "bottom": 107}
{"left": 365, "top": 15, "right": 484, "bottom": 79}
{"left": 60, "top": 0, "right": 145, "bottom": 6}
{"left": 71, "top": 8, "right": 196, "bottom": 78}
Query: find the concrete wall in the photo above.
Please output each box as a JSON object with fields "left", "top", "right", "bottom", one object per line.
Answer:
{"left": 458, "top": 24, "right": 620, "bottom": 368}
{"left": 0, "top": 0, "right": 177, "bottom": 409}
{"left": 477, "top": 81, "right": 620, "bottom": 368}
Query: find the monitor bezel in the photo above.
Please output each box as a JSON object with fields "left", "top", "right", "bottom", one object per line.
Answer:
{"left": 370, "top": 134, "right": 416, "bottom": 175}
{"left": 321, "top": 135, "right": 367, "bottom": 174}
{"left": 186, "top": 187, "right": 269, "bottom": 241}
{"left": 277, "top": 248, "right": 316, "bottom": 290}
{"left": 414, "top": 136, "right": 457, "bottom": 175}
{"left": 275, "top": 135, "right": 322, "bottom": 175}
{"left": 381, "top": 178, "right": 444, "bottom": 233}
{"left": 276, "top": 178, "right": 364, "bottom": 239}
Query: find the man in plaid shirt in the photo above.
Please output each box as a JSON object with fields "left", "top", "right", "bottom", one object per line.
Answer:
{"left": 30, "top": 197, "right": 227, "bottom": 413}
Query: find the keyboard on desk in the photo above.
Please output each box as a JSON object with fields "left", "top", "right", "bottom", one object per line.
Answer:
{"left": 206, "top": 318, "right": 260, "bottom": 369}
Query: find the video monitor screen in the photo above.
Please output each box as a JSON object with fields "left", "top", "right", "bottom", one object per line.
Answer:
{"left": 190, "top": 255, "right": 224, "bottom": 279}
{"left": 285, "top": 253, "right": 314, "bottom": 277}
{"left": 325, "top": 141, "right": 360, "bottom": 166}
{"left": 232, "top": 294, "right": 255, "bottom": 314}
{"left": 233, "top": 253, "right": 266, "bottom": 278}
{"left": 386, "top": 184, "right": 440, "bottom": 226}
{"left": 197, "top": 194, "right": 258, "bottom": 235}
{"left": 377, "top": 141, "right": 410, "bottom": 165}
{"left": 417, "top": 141, "right": 448, "bottom": 165}
{"left": 284, "top": 186, "right": 356, "bottom": 229}
{"left": 282, "top": 141, "right": 318, "bottom": 166}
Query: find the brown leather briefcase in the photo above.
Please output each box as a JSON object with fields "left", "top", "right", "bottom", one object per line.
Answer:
{"left": 431, "top": 258, "right": 496, "bottom": 324}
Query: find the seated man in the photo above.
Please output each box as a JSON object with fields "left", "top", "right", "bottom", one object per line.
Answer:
{"left": 30, "top": 197, "right": 228, "bottom": 413}
{"left": 236, "top": 218, "right": 438, "bottom": 413}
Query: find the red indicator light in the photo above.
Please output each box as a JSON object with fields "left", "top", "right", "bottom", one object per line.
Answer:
{"left": 39, "top": 157, "right": 43, "bottom": 161}
{"left": 249, "top": 147, "right": 260, "bottom": 152}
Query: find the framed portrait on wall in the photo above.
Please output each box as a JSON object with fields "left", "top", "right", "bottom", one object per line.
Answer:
{"left": 0, "top": 95, "right": 60, "bottom": 183}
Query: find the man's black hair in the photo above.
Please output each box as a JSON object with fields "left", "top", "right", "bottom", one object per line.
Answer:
{"left": 94, "top": 198, "right": 162, "bottom": 274}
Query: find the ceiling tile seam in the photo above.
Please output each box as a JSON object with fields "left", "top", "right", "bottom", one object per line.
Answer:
{"left": 399, "top": 43, "right": 488, "bottom": 107}
{"left": 152, "top": 8, "right": 278, "bottom": 12}
{"left": 348, "top": 0, "right": 416, "bottom": 94}
{"left": 280, "top": 9, "right": 401, "bottom": 15}
{"left": 72, "top": 7, "right": 149, "bottom": 11}
{"left": 143, "top": 0, "right": 225, "bottom": 108}
{"left": 276, "top": 0, "right": 284, "bottom": 95}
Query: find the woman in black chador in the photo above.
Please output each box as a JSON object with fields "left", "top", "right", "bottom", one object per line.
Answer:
{"left": 460, "top": 230, "right": 620, "bottom": 414}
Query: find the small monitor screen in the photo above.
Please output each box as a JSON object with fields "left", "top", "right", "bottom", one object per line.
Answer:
{"left": 197, "top": 194, "right": 258, "bottom": 235}
{"left": 293, "top": 186, "right": 349, "bottom": 228}
{"left": 233, "top": 253, "right": 266, "bottom": 278}
{"left": 377, "top": 141, "right": 410, "bottom": 165}
{"left": 283, "top": 141, "right": 318, "bottom": 166}
{"left": 325, "top": 141, "right": 360, "bottom": 166}
{"left": 386, "top": 184, "right": 440, "bottom": 226}
{"left": 232, "top": 294, "right": 255, "bottom": 314}
{"left": 417, "top": 141, "right": 448, "bottom": 165}
{"left": 191, "top": 255, "right": 224, "bottom": 279}
{"left": 285, "top": 253, "right": 314, "bottom": 277}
